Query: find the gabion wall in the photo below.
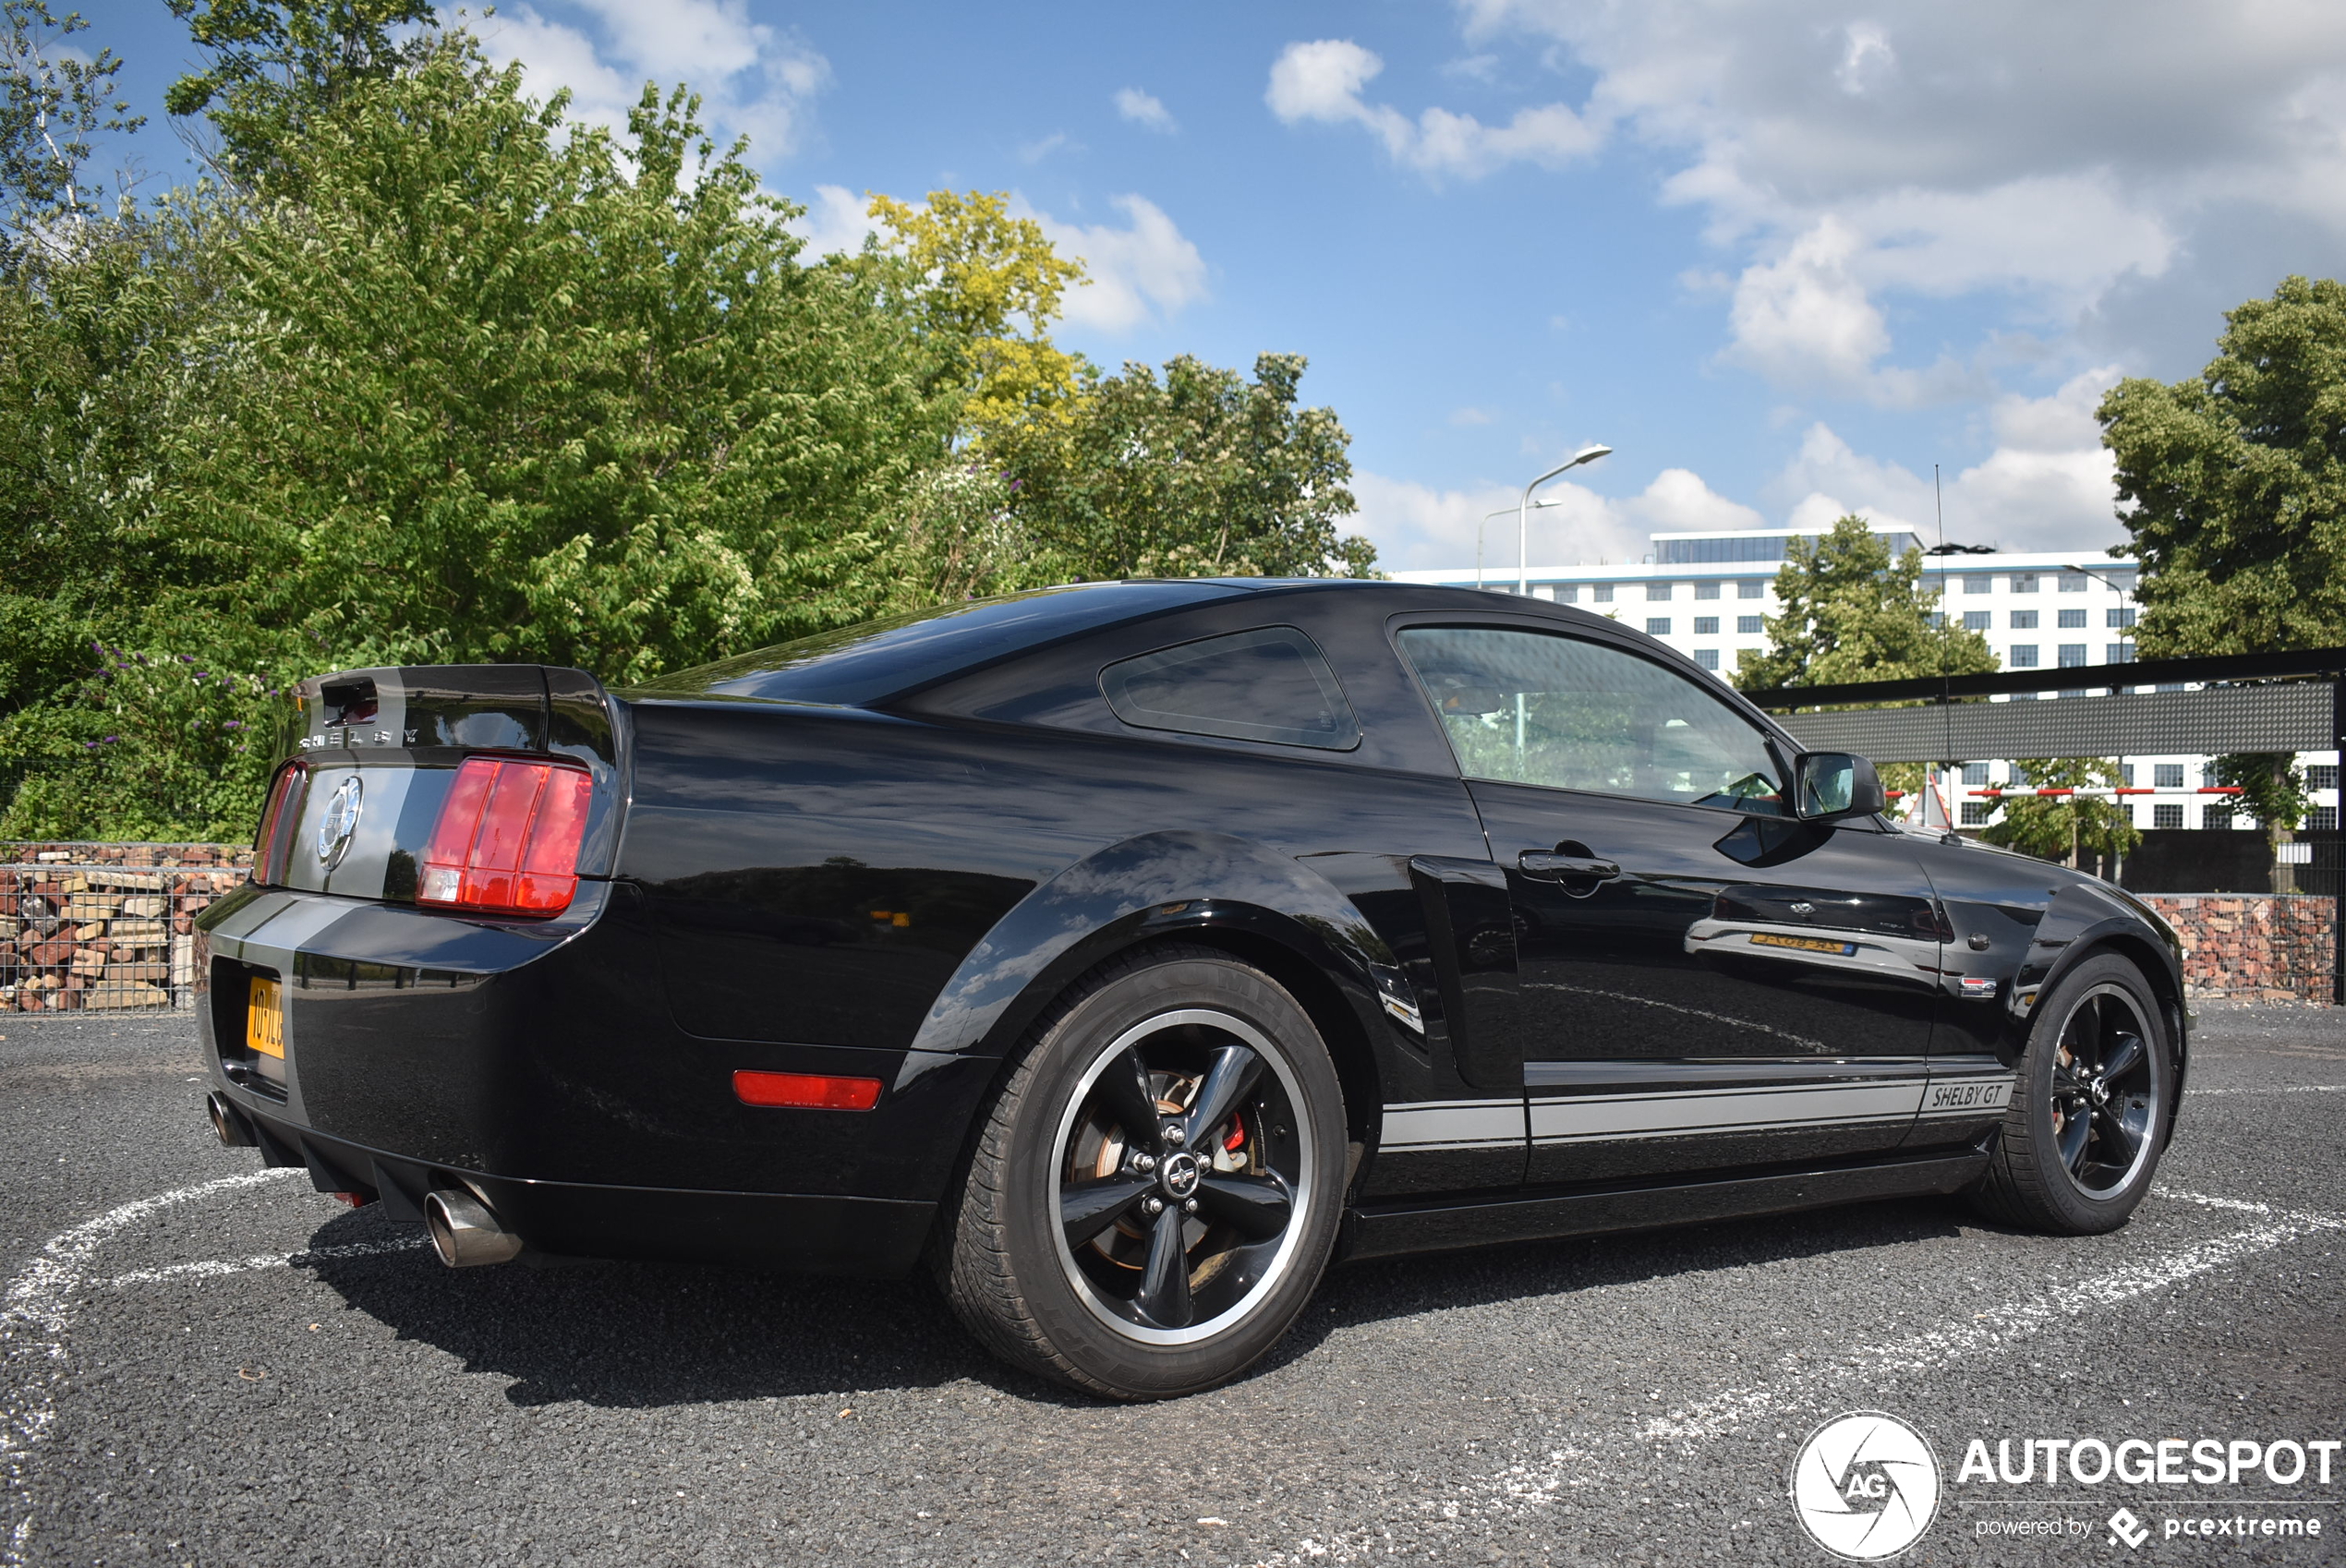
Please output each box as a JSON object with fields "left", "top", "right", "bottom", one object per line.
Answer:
{"left": 3, "top": 843, "right": 252, "bottom": 1012}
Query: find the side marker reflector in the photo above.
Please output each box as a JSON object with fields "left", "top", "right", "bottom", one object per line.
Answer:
{"left": 732, "top": 1070, "right": 883, "bottom": 1111}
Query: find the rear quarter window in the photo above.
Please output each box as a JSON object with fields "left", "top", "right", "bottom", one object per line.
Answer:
{"left": 1100, "top": 626, "right": 1361, "bottom": 750}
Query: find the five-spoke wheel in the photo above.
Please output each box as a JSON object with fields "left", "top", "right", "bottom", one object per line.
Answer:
{"left": 939, "top": 947, "right": 1347, "bottom": 1399}
{"left": 1971, "top": 951, "right": 2172, "bottom": 1236}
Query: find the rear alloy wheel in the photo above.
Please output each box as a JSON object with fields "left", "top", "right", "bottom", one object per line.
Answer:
{"left": 1971, "top": 953, "right": 2173, "bottom": 1235}
{"left": 940, "top": 946, "right": 1347, "bottom": 1399}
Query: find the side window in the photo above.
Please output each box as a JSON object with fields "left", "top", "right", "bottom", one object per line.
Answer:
{"left": 1397, "top": 626, "right": 1787, "bottom": 814}
{"left": 1101, "top": 626, "right": 1361, "bottom": 750}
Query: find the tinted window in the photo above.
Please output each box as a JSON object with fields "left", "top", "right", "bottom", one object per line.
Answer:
{"left": 1398, "top": 626, "right": 1785, "bottom": 814}
{"left": 1101, "top": 626, "right": 1360, "bottom": 750}
{"left": 632, "top": 582, "right": 1249, "bottom": 706}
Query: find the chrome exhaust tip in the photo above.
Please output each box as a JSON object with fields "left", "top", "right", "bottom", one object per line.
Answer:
{"left": 206, "top": 1091, "right": 256, "bottom": 1149}
{"left": 423, "top": 1188, "right": 524, "bottom": 1268}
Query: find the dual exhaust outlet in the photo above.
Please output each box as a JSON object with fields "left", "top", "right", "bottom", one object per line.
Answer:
{"left": 206, "top": 1091, "right": 522, "bottom": 1268}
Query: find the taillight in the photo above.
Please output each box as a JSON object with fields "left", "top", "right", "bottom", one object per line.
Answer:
{"left": 417, "top": 756, "right": 594, "bottom": 916}
{"left": 253, "top": 763, "right": 307, "bottom": 885}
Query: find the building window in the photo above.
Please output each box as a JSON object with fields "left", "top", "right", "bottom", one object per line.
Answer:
{"left": 2154, "top": 764, "right": 2183, "bottom": 789}
{"left": 1593, "top": 584, "right": 1614, "bottom": 602}
{"left": 1693, "top": 616, "right": 1720, "bottom": 635}
{"left": 2058, "top": 608, "right": 2086, "bottom": 629}
{"left": 1647, "top": 582, "right": 1673, "bottom": 601}
{"left": 2307, "top": 764, "right": 2339, "bottom": 791}
{"left": 2120, "top": 763, "right": 2136, "bottom": 787}
{"left": 1961, "top": 610, "right": 1989, "bottom": 631}
{"left": 1964, "top": 574, "right": 1993, "bottom": 594}
{"left": 1696, "top": 648, "right": 1720, "bottom": 670}
{"left": 2011, "top": 609, "right": 2038, "bottom": 630}
{"left": 2312, "top": 806, "right": 2339, "bottom": 831}
{"left": 1736, "top": 615, "right": 1763, "bottom": 634}
{"left": 1695, "top": 581, "right": 1721, "bottom": 600}
{"left": 2010, "top": 645, "right": 2039, "bottom": 668}
{"left": 2108, "top": 644, "right": 2135, "bottom": 663}
{"left": 2059, "top": 644, "right": 2087, "bottom": 667}
{"left": 2203, "top": 802, "right": 2234, "bottom": 829}
{"left": 1554, "top": 584, "right": 1577, "bottom": 602}
{"left": 1738, "top": 580, "right": 1765, "bottom": 599}
{"left": 2108, "top": 606, "right": 2136, "bottom": 628}
{"left": 2060, "top": 572, "right": 2089, "bottom": 592}
{"left": 1646, "top": 618, "right": 1671, "bottom": 635}
{"left": 1961, "top": 802, "right": 1992, "bottom": 826}
{"left": 2153, "top": 803, "right": 2183, "bottom": 829}
{"left": 1961, "top": 763, "right": 1988, "bottom": 786}
{"left": 2012, "top": 573, "right": 2038, "bottom": 593}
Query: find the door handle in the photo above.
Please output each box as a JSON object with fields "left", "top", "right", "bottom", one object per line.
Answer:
{"left": 1518, "top": 851, "right": 1621, "bottom": 882}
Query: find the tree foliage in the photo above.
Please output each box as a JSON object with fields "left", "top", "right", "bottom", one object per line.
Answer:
{"left": 0, "top": 14, "right": 1374, "bottom": 840}
{"left": 2101, "top": 275, "right": 2346, "bottom": 658}
{"left": 1980, "top": 758, "right": 2143, "bottom": 867}
{"left": 1734, "top": 515, "right": 1995, "bottom": 692}
{"left": 0, "top": 0, "right": 141, "bottom": 244}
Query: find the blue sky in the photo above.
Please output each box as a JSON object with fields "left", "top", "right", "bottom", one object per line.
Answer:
{"left": 67, "top": 0, "right": 2346, "bottom": 571}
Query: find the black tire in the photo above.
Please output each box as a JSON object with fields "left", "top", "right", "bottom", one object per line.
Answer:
{"left": 1970, "top": 952, "right": 2173, "bottom": 1235}
{"left": 937, "top": 944, "right": 1348, "bottom": 1400}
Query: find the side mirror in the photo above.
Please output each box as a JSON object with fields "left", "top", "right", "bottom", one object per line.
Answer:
{"left": 1795, "top": 752, "right": 1885, "bottom": 821}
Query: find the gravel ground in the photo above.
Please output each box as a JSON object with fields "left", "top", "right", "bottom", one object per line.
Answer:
{"left": 2, "top": 1006, "right": 2340, "bottom": 1567}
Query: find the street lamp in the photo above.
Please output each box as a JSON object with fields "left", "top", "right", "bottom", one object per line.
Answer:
{"left": 1480, "top": 500, "right": 1559, "bottom": 588}
{"left": 1518, "top": 445, "right": 1612, "bottom": 596}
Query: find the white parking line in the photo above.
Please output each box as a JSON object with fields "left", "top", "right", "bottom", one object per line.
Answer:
{"left": 0, "top": 1168, "right": 305, "bottom": 1567}
{"left": 100, "top": 1236, "right": 430, "bottom": 1288}
{"left": 2184, "top": 1084, "right": 2346, "bottom": 1095}
{"left": 1249, "top": 1187, "right": 2346, "bottom": 1566}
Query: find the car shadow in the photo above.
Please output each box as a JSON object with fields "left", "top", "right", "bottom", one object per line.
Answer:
{"left": 296, "top": 1192, "right": 1974, "bottom": 1410}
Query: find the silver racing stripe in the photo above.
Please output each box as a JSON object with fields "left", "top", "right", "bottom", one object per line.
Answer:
{"left": 1380, "top": 1099, "right": 1526, "bottom": 1152}
{"left": 1530, "top": 1078, "right": 1927, "bottom": 1144}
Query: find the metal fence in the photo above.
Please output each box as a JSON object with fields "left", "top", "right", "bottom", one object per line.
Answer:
{"left": 3, "top": 847, "right": 251, "bottom": 1013}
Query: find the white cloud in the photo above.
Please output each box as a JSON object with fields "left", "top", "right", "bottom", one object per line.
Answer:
{"left": 481, "top": 0, "right": 828, "bottom": 160}
{"left": 1765, "top": 368, "right": 2124, "bottom": 552}
{"left": 1265, "top": 39, "right": 1599, "bottom": 179}
{"left": 1451, "top": 0, "right": 2346, "bottom": 393}
{"left": 1036, "top": 195, "right": 1209, "bottom": 332}
{"left": 1018, "top": 132, "right": 1071, "bottom": 164}
{"left": 1448, "top": 406, "right": 1495, "bottom": 427}
{"left": 1354, "top": 471, "right": 1646, "bottom": 573}
{"left": 788, "top": 183, "right": 876, "bottom": 257}
{"left": 1115, "top": 88, "right": 1176, "bottom": 133}
{"left": 1621, "top": 468, "right": 1766, "bottom": 534}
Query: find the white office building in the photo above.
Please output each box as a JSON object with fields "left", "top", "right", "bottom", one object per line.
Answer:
{"left": 1390, "top": 522, "right": 2340, "bottom": 836}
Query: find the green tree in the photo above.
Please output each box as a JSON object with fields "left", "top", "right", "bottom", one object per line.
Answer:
{"left": 2207, "top": 752, "right": 2308, "bottom": 848}
{"left": 1734, "top": 515, "right": 1996, "bottom": 693}
{"left": 864, "top": 188, "right": 1089, "bottom": 441}
{"left": 163, "top": 0, "right": 434, "bottom": 187}
{"left": 1981, "top": 758, "right": 2144, "bottom": 867}
{"left": 2101, "top": 275, "right": 2346, "bottom": 657}
{"left": 1002, "top": 352, "right": 1373, "bottom": 580}
{"left": 0, "top": 0, "right": 142, "bottom": 246}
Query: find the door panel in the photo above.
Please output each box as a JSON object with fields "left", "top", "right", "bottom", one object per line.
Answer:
{"left": 1392, "top": 621, "right": 1944, "bottom": 1188}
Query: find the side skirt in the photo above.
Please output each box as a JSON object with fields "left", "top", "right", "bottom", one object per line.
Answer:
{"left": 1338, "top": 1148, "right": 1989, "bottom": 1262}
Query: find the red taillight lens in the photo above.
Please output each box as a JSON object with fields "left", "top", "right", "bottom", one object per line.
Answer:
{"left": 732, "top": 1070, "right": 884, "bottom": 1111}
{"left": 418, "top": 757, "right": 593, "bottom": 915}
{"left": 254, "top": 763, "right": 308, "bottom": 885}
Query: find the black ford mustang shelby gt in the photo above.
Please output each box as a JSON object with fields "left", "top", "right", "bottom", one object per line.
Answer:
{"left": 198, "top": 578, "right": 2185, "bottom": 1398}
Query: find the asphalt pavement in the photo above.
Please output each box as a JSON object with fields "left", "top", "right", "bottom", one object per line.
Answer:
{"left": 2, "top": 1006, "right": 2340, "bottom": 1566}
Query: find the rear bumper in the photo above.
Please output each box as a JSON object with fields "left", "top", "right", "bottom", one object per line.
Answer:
{"left": 222, "top": 1095, "right": 935, "bottom": 1277}
{"left": 198, "top": 882, "right": 995, "bottom": 1272}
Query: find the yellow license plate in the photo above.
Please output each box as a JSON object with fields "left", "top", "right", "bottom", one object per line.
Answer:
{"left": 1749, "top": 931, "right": 1856, "bottom": 956}
{"left": 246, "top": 976, "right": 285, "bottom": 1058}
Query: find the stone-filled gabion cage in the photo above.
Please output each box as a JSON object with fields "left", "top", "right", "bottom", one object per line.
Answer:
{"left": 3, "top": 843, "right": 253, "bottom": 1012}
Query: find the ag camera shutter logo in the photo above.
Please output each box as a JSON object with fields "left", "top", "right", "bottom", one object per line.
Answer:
{"left": 1789, "top": 1411, "right": 1942, "bottom": 1560}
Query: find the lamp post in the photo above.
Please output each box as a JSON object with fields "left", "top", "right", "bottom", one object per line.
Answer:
{"left": 1480, "top": 500, "right": 1558, "bottom": 588}
{"left": 1518, "top": 445, "right": 1612, "bottom": 596}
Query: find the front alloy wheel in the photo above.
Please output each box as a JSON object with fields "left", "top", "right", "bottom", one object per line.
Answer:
{"left": 940, "top": 946, "right": 1347, "bottom": 1399}
{"left": 1971, "top": 952, "right": 2172, "bottom": 1235}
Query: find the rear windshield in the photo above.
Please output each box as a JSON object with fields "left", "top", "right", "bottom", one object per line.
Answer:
{"left": 627, "top": 581, "right": 1250, "bottom": 706}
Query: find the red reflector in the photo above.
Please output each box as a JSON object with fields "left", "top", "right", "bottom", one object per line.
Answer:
{"left": 417, "top": 756, "right": 593, "bottom": 916}
{"left": 732, "top": 1070, "right": 884, "bottom": 1111}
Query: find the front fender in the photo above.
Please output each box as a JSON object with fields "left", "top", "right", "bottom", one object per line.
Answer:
{"left": 907, "top": 829, "right": 1417, "bottom": 1060}
{"left": 2006, "top": 879, "right": 2190, "bottom": 1088}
